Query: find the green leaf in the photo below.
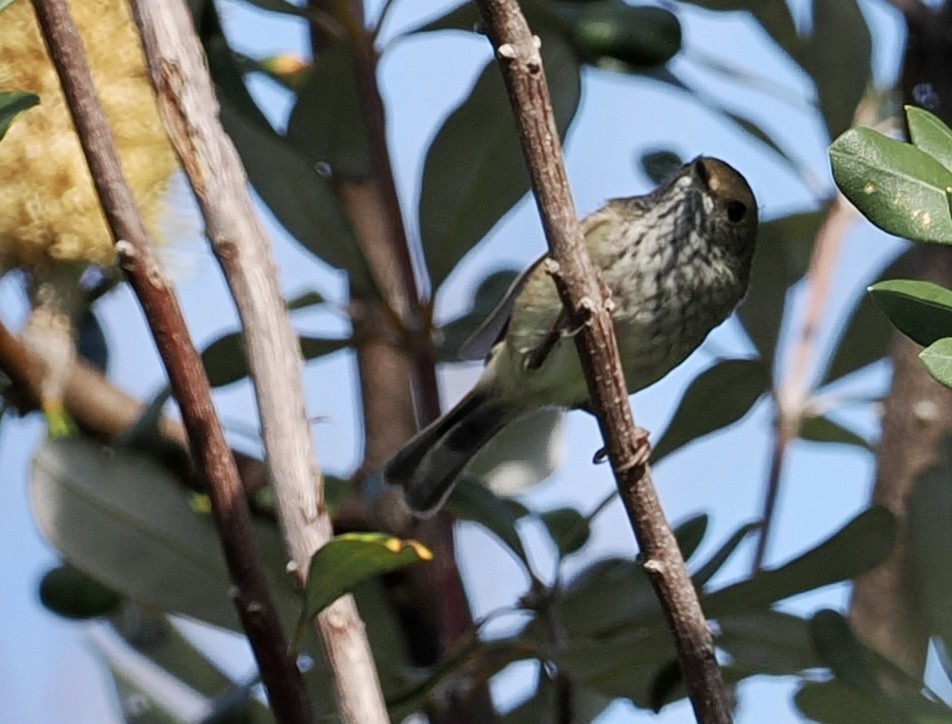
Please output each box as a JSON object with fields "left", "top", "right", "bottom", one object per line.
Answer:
{"left": 539, "top": 507, "right": 590, "bottom": 557}
{"left": 718, "top": 610, "right": 819, "bottom": 675}
{"left": 419, "top": 32, "right": 580, "bottom": 290}
{"left": 299, "top": 533, "right": 431, "bottom": 624}
{"left": 905, "top": 106, "right": 952, "bottom": 171}
{"left": 819, "top": 252, "right": 905, "bottom": 385}
{"left": 908, "top": 435, "right": 952, "bottom": 642}
{"left": 38, "top": 563, "right": 123, "bottom": 619}
{"left": 705, "top": 506, "right": 897, "bottom": 616}
{"left": 907, "top": 105, "right": 952, "bottom": 172}
{"left": 561, "top": 3, "right": 682, "bottom": 69}
{"left": 830, "top": 127, "right": 952, "bottom": 244}
{"left": 652, "top": 359, "right": 767, "bottom": 463}
{"left": 31, "top": 436, "right": 301, "bottom": 632}
{"left": 0, "top": 91, "right": 38, "bottom": 141}
{"left": 640, "top": 149, "right": 683, "bottom": 186}
{"left": 286, "top": 41, "right": 372, "bottom": 179}
{"left": 869, "top": 279, "right": 952, "bottom": 347}
{"left": 692, "top": 520, "right": 760, "bottom": 588}
{"left": 921, "top": 338, "right": 952, "bottom": 389}
{"left": 799, "top": 414, "right": 872, "bottom": 450}
{"left": 115, "top": 610, "right": 238, "bottom": 702}
{"left": 220, "top": 101, "right": 377, "bottom": 293}
{"left": 201, "top": 331, "right": 348, "bottom": 387}
{"left": 446, "top": 476, "right": 530, "bottom": 566}
{"left": 737, "top": 211, "right": 822, "bottom": 368}
{"left": 523, "top": 515, "right": 708, "bottom": 641}
{"left": 810, "top": 609, "right": 888, "bottom": 698}
{"left": 794, "top": 680, "right": 901, "bottom": 724}
{"left": 806, "top": 0, "right": 871, "bottom": 139}
{"left": 286, "top": 289, "right": 326, "bottom": 310}
{"left": 502, "top": 676, "right": 611, "bottom": 724}
{"left": 437, "top": 269, "right": 520, "bottom": 361}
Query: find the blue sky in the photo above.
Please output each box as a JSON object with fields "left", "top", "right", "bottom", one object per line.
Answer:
{"left": 0, "top": 0, "right": 913, "bottom": 721}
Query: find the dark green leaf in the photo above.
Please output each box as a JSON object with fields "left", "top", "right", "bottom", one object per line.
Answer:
{"left": 502, "top": 676, "right": 611, "bottom": 724}
{"left": 200, "top": 12, "right": 374, "bottom": 290}
{"left": 869, "top": 279, "right": 952, "bottom": 347}
{"left": 552, "top": 630, "right": 676, "bottom": 707}
{"left": 539, "top": 507, "right": 590, "bottom": 557}
{"left": 908, "top": 435, "right": 952, "bottom": 642}
{"left": 794, "top": 680, "right": 901, "bottom": 724}
{"left": 201, "top": 331, "right": 348, "bottom": 387}
{"left": 77, "top": 309, "right": 109, "bottom": 373}
{"left": 921, "top": 338, "right": 952, "bottom": 389}
{"left": 110, "top": 609, "right": 236, "bottom": 702}
{"left": 286, "top": 289, "right": 326, "bottom": 310}
{"left": 562, "top": 3, "right": 682, "bottom": 68}
{"left": 718, "top": 610, "right": 819, "bottom": 674}
{"left": 738, "top": 211, "right": 823, "bottom": 368}
{"left": 810, "top": 609, "right": 887, "bottom": 698}
{"left": 437, "top": 269, "right": 520, "bottom": 360}
{"left": 819, "top": 252, "right": 905, "bottom": 386}
{"left": 39, "top": 563, "right": 122, "bottom": 619}
{"left": 0, "top": 91, "right": 38, "bottom": 141}
{"left": 705, "top": 506, "right": 897, "bottom": 616}
{"left": 419, "top": 32, "right": 580, "bottom": 290}
{"left": 286, "top": 42, "right": 372, "bottom": 178}
{"left": 907, "top": 105, "right": 952, "bottom": 172}
{"left": 239, "top": 0, "right": 306, "bottom": 15}
{"left": 31, "top": 437, "right": 300, "bottom": 631}
{"left": 799, "top": 414, "right": 872, "bottom": 450}
{"left": 523, "top": 515, "right": 708, "bottom": 641}
{"left": 640, "top": 149, "right": 683, "bottom": 186}
{"left": 830, "top": 128, "right": 952, "bottom": 244}
{"left": 692, "top": 521, "right": 760, "bottom": 588}
{"left": 220, "top": 101, "right": 377, "bottom": 293}
{"left": 446, "top": 476, "right": 529, "bottom": 566}
{"left": 806, "top": 0, "right": 871, "bottom": 139}
{"left": 299, "top": 533, "right": 432, "bottom": 623}
{"left": 652, "top": 359, "right": 768, "bottom": 463}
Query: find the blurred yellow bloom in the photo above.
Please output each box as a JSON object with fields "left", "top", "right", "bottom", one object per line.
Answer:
{"left": 0, "top": 0, "right": 177, "bottom": 269}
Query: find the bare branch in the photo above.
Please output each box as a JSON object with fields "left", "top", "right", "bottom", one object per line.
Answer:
{"left": 471, "top": 1, "right": 731, "bottom": 720}
{"left": 28, "top": 1, "right": 312, "bottom": 721}
{"left": 128, "top": 3, "right": 388, "bottom": 721}
{"left": 754, "top": 195, "right": 855, "bottom": 571}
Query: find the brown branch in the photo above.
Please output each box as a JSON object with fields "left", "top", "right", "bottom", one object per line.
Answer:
{"left": 28, "top": 1, "right": 312, "bottom": 722}
{"left": 128, "top": 3, "right": 387, "bottom": 722}
{"left": 753, "top": 195, "right": 855, "bottom": 571}
{"left": 307, "top": 3, "right": 493, "bottom": 720}
{"left": 472, "top": 1, "right": 731, "bottom": 720}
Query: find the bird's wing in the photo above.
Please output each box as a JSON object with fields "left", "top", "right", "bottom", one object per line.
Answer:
{"left": 458, "top": 255, "right": 545, "bottom": 361}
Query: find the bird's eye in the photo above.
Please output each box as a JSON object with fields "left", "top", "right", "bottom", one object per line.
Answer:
{"left": 726, "top": 200, "right": 747, "bottom": 222}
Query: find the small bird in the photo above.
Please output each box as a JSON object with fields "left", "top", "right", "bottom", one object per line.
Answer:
{"left": 387, "top": 157, "right": 758, "bottom": 515}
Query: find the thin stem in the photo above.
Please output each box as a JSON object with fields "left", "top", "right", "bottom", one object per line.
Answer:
{"left": 129, "top": 3, "right": 387, "bottom": 721}
{"left": 754, "top": 195, "right": 854, "bottom": 571}
{"left": 472, "top": 1, "right": 732, "bottom": 720}
{"left": 28, "top": 1, "right": 312, "bottom": 721}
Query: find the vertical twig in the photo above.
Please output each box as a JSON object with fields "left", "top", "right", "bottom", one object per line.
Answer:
{"left": 129, "top": 3, "right": 388, "bottom": 722}
{"left": 472, "top": 1, "right": 732, "bottom": 720}
{"left": 754, "top": 195, "right": 854, "bottom": 571}
{"left": 309, "top": 2, "right": 494, "bottom": 719}
{"left": 28, "top": 1, "right": 312, "bottom": 721}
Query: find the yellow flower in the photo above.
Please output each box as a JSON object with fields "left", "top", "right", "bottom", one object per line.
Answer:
{"left": 0, "top": 0, "right": 177, "bottom": 269}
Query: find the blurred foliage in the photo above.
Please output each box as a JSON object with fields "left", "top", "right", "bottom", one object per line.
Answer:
{"left": 11, "top": 0, "right": 952, "bottom": 722}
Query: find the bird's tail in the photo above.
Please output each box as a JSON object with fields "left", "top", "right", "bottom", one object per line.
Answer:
{"left": 384, "top": 389, "right": 517, "bottom": 515}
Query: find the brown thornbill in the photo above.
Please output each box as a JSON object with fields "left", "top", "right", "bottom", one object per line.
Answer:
{"left": 387, "top": 157, "right": 758, "bottom": 515}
